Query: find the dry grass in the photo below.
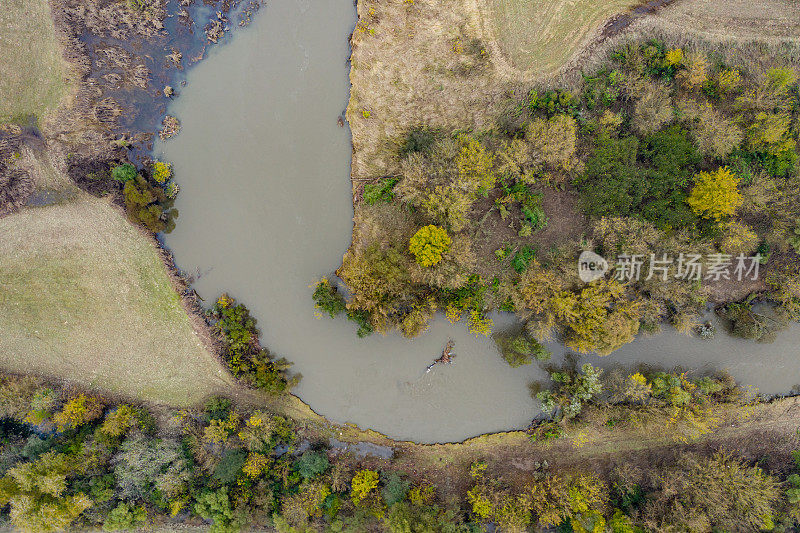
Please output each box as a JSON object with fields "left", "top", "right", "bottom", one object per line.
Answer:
{"left": 0, "top": 0, "right": 70, "bottom": 123}
{"left": 0, "top": 193, "right": 238, "bottom": 406}
{"left": 653, "top": 0, "right": 800, "bottom": 43}
{"left": 347, "top": 0, "right": 510, "bottom": 185}
{"left": 479, "top": 0, "right": 640, "bottom": 75}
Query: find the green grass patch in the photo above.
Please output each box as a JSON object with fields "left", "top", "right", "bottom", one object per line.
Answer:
{"left": 0, "top": 0, "right": 69, "bottom": 122}
{"left": 0, "top": 195, "right": 235, "bottom": 405}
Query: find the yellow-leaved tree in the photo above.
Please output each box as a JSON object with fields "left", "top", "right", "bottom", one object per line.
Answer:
{"left": 409, "top": 225, "right": 451, "bottom": 267}
{"left": 686, "top": 167, "right": 742, "bottom": 221}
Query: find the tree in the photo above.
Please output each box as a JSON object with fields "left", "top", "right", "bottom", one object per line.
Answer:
{"left": 103, "top": 502, "right": 147, "bottom": 531}
{"left": 111, "top": 434, "right": 189, "bottom": 502}
{"left": 52, "top": 394, "right": 104, "bottom": 431}
{"left": 123, "top": 174, "right": 178, "bottom": 233}
{"left": 678, "top": 99, "right": 743, "bottom": 158}
{"left": 631, "top": 81, "right": 673, "bottom": 135}
{"left": 493, "top": 331, "right": 551, "bottom": 367}
{"left": 312, "top": 278, "right": 346, "bottom": 318}
{"left": 642, "top": 452, "right": 779, "bottom": 531}
{"left": 194, "top": 487, "right": 249, "bottom": 533}
{"left": 576, "top": 135, "right": 642, "bottom": 217}
{"left": 0, "top": 451, "right": 92, "bottom": 532}
{"left": 686, "top": 167, "right": 742, "bottom": 221}
{"left": 526, "top": 114, "right": 578, "bottom": 171}
{"left": 151, "top": 160, "right": 172, "bottom": 184}
{"left": 409, "top": 225, "right": 451, "bottom": 267}
{"left": 383, "top": 501, "right": 469, "bottom": 533}
{"left": 456, "top": 137, "right": 497, "bottom": 195}
{"left": 527, "top": 473, "right": 607, "bottom": 528}
{"left": 294, "top": 451, "right": 329, "bottom": 480}
{"left": 99, "top": 404, "right": 138, "bottom": 438}
{"left": 747, "top": 111, "right": 793, "bottom": 154}
{"left": 537, "top": 363, "right": 604, "bottom": 420}
{"left": 351, "top": 469, "right": 380, "bottom": 504}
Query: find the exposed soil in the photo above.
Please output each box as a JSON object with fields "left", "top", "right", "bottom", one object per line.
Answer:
{"left": 471, "top": 187, "right": 587, "bottom": 279}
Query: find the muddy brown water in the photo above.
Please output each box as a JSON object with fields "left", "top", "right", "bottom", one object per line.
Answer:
{"left": 157, "top": 0, "right": 800, "bottom": 443}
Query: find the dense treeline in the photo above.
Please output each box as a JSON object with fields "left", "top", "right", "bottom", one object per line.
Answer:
{"left": 1, "top": 371, "right": 800, "bottom": 532}
{"left": 318, "top": 39, "right": 800, "bottom": 356}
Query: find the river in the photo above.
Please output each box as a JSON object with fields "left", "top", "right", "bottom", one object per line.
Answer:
{"left": 155, "top": 0, "right": 800, "bottom": 443}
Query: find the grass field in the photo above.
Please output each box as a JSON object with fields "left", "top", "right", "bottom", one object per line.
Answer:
{"left": 0, "top": 0, "right": 69, "bottom": 123}
{"left": 0, "top": 193, "right": 238, "bottom": 405}
{"left": 482, "top": 0, "right": 640, "bottom": 74}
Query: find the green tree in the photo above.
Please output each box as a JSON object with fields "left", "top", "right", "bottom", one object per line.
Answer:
{"left": 111, "top": 163, "right": 137, "bottom": 183}
{"left": 537, "top": 363, "right": 604, "bottom": 420}
{"left": 103, "top": 502, "right": 147, "bottom": 531}
{"left": 194, "top": 487, "right": 249, "bottom": 533}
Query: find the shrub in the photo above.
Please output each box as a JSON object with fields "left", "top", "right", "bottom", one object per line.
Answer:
{"left": 678, "top": 51, "right": 709, "bottom": 89}
{"left": 686, "top": 167, "right": 742, "bottom": 221}
{"left": 312, "top": 278, "right": 347, "bottom": 318}
{"left": 789, "top": 219, "right": 800, "bottom": 254}
{"left": 511, "top": 245, "right": 537, "bottom": 273}
{"left": 363, "top": 177, "right": 399, "bottom": 205}
{"left": 664, "top": 48, "right": 683, "bottom": 66}
{"left": 409, "top": 225, "right": 451, "bottom": 267}
{"left": 208, "top": 295, "right": 297, "bottom": 393}
{"left": 494, "top": 331, "right": 551, "bottom": 367}
{"left": 401, "top": 129, "right": 436, "bottom": 155}
{"left": 718, "top": 221, "right": 758, "bottom": 255}
{"left": 111, "top": 163, "right": 137, "bottom": 182}
{"left": 381, "top": 472, "right": 410, "bottom": 506}
{"left": 151, "top": 161, "right": 172, "bottom": 184}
